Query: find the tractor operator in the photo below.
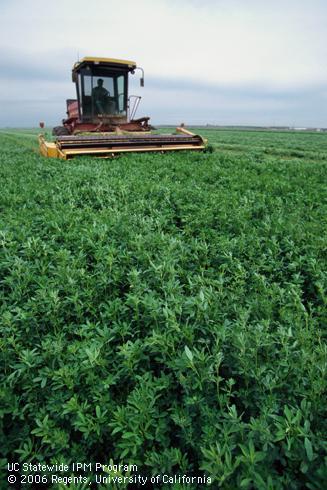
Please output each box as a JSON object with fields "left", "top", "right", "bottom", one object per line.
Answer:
{"left": 92, "top": 78, "right": 110, "bottom": 114}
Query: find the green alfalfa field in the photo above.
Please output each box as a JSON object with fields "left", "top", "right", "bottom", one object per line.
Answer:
{"left": 0, "top": 128, "right": 326, "bottom": 489}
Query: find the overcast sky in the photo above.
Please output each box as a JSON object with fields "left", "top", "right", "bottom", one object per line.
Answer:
{"left": 1, "top": 0, "right": 327, "bottom": 127}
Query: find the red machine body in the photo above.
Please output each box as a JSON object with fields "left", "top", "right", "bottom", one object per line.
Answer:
{"left": 60, "top": 99, "right": 150, "bottom": 134}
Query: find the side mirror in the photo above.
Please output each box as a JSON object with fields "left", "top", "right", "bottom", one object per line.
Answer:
{"left": 140, "top": 77, "right": 144, "bottom": 87}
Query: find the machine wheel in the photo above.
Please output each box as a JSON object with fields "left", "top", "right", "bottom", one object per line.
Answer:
{"left": 52, "top": 126, "right": 70, "bottom": 136}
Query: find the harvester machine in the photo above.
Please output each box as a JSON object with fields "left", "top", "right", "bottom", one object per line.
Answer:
{"left": 39, "top": 57, "right": 206, "bottom": 159}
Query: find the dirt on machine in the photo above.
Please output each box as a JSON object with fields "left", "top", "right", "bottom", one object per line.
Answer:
{"left": 39, "top": 56, "right": 206, "bottom": 159}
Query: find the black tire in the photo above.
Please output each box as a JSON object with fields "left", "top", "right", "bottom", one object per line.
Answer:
{"left": 52, "top": 126, "right": 70, "bottom": 136}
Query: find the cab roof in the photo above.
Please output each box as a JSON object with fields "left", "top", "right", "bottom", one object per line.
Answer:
{"left": 73, "top": 56, "right": 137, "bottom": 72}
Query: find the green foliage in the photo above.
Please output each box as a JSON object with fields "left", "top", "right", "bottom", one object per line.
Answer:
{"left": 0, "top": 128, "right": 326, "bottom": 488}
